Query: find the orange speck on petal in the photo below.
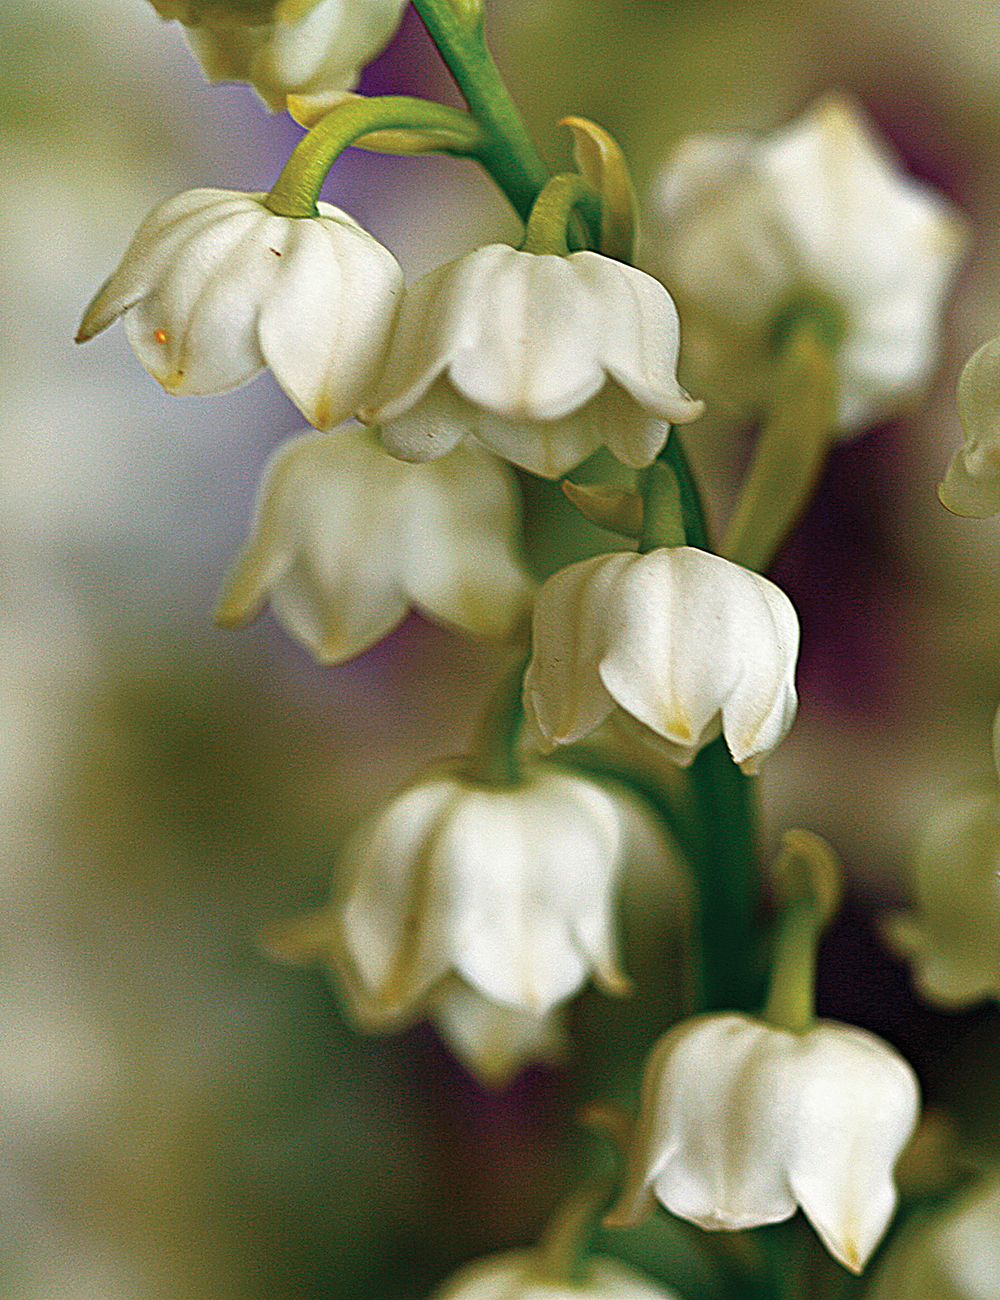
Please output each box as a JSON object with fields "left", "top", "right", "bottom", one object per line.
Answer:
{"left": 153, "top": 328, "right": 168, "bottom": 345}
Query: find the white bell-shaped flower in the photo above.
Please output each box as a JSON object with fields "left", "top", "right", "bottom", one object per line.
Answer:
{"left": 864, "top": 1177, "right": 1000, "bottom": 1300}
{"left": 651, "top": 94, "right": 967, "bottom": 434}
{"left": 364, "top": 244, "right": 704, "bottom": 480}
{"left": 939, "top": 336, "right": 1000, "bottom": 517}
{"left": 883, "top": 789, "right": 1000, "bottom": 1008}
{"left": 337, "top": 763, "right": 642, "bottom": 1017}
{"left": 151, "top": 0, "right": 408, "bottom": 118}
{"left": 434, "top": 1250, "right": 683, "bottom": 1300}
{"left": 523, "top": 547, "right": 799, "bottom": 774}
{"left": 215, "top": 426, "right": 535, "bottom": 663}
{"left": 77, "top": 187, "right": 402, "bottom": 429}
{"left": 426, "top": 979, "right": 568, "bottom": 1088}
{"left": 606, "top": 1013, "right": 920, "bottom": 1275}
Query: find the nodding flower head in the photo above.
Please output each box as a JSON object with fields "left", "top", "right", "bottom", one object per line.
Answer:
{"left": 77, "top": 187, "right": 403, "bottom": 430}
{"left": 365, "top": 243, "right": 703, "bottom": 480}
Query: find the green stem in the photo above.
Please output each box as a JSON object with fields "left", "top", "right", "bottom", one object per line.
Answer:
{"left": 635, "top": 433, "right": 761, "bottom": 1011}
{"left": 762, "top": 904, "right": 820, "bottom": 1032}
{"left": 266, "top": 94, "right": 485, "bottom": 216}
{"left": 688, "top": 739, "right": 763, "bottom": 1012}
{"left": 464, "top": 651, "right": 529, "bottom": 786}
{"left": 722, "top": 313, "right": 839, "bottom": 573}
{"left": 411, "top": 0, "right": 551, "bottom": 221}
{"left": 521, "top": 173, "right": 601, "bottom": 255}
{"left": 532, "top": 1177, "right": 615, "bottom": 1284}
{"left": 659, "top": 426, "right": 712, "bottom": 550}
{"left": 762, "top": 829, "right": 842, "bottom": 1032}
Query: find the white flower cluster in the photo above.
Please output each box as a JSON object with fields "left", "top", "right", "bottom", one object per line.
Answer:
{"left": 78, "top": 63, "right": 967, "bottom": 1289}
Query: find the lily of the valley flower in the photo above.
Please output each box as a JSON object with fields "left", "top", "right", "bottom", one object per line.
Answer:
{"left": 364, "top": 244, "right": 704, "bottom": 480}
{"left": 939, "top": 335, "right": 1000, "bottom": 517}
{"left": 434, "top": 1250, "right": 683, "bottom": 1300}
{"left": 215, "top": 426, "right": 535, "bottom": 663}
{"left": 336, "top": 764, "right": 638, "bottom": 1017}
{"left": 150, "top": 0, "right": 408, "bottom": 119}
{"left": 884, "top": 789, "right": 1000, "bottom": 1009}
{"left": 77, "top": 188, "right": 402, "bottom": 429}
{"left": 606, "top": 1013, "right": 920, "bottom": 1275}
{"left": 523, "top": 547, "right": 799, "bottom": 773}
{"left": 651, "top": 94, "right": 967, "bottom": 434}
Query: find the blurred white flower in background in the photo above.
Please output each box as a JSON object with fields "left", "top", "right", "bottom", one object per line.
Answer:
{"left": 150, "top": 0, "right": 408, "bottom": 118}
{"left": 606, "top": 1012, "right": 921, "bottom": 1274}
{"left": 650, "top": 94, "right": 967, "bottom": 432}
{"left": 524, "top": 547, "right": 799, "bottom": 773}
{"left": 215, "top": 425, "right": 535, "bottom": 662}
{"left": 367, "top": 244, "right": 704, "bottom": 479}
{"left": 864, "top": 1177, "right": 1000, "bottom": 1300}
{"left": 434, "top": 1250, "right": 685, "bottom": 1300}
{"left": 884, "top": 787, "right": 1000, "bottom": 1007}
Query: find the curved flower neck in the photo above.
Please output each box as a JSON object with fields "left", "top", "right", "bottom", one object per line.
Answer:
{"left": 762, "top": 829, "right": 842, "bottom": 1033}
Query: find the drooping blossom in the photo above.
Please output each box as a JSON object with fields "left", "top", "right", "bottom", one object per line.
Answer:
{"left": 215, "top": 425, "right": 534, "bottom": 663}
{"left": 606, "top": 1012, "right": 920, "bottom": 1274}
{"left": 77, "top": 188, "right": 402, "bottom": 429}
{"left": 364, "top": 244, "right": 703, "bottom": 479}
{"left": 523, "top": 547, "right": 799, "bottom": 773}
{"left": 149, "top": 0, "right": 408, "bottom": 119}
{"left": 334, "top": 763, "right": 638, "bottom": 1017}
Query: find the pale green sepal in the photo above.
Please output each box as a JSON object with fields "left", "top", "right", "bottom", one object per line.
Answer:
{"left": 561, "top": 479, "right": 643, "bottom": 539}
{"left": 939, "top": 334, "right": 1000, "bottom": 518}
{"left": 722, "top": 314, "right": 837, "bottom": 572}
{"left": 562, "top": 115, "right": 637, "bottom": 263}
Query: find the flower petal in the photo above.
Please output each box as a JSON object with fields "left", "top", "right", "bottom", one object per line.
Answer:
{"left": 77, "top": 189, "right": 261, "bottom": 341}
{"left": 123, "top": 205, "right": 266, "bottom": 392}
{"left": 258, "top": 210, "right": 403, "bottom": 428}
{"left": 524, "top": 553, "right": 635, "bottom": 748}
{"left": 340, "top": 777, "right": 463, "bottom": 1012}
{"left": 443, "top": 772, "right": 624, "bottom": 1013}
{"left": 399, "top": 441, "right": 535, "bottom": 639}
{"left": 786, "top": 1023, "right": 919, "bottom": 1273}
{"left": 445, "top": 248, "right": 606, "bottom": 421}
{"left": 220, "top": 428, "right": 412, "bottom": 663}
{"left": 570, "top": 252, "right": 704, "bottom": 423}
{"left": 609, "top": 1015, "right": 798, "bottom": 1231}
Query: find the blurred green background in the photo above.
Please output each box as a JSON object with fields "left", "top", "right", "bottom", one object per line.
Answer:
{"left": 4, "top": 0, "right": 1000, "bottom": 1296}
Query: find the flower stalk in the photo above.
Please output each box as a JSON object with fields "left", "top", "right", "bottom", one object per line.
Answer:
{"left": 762, "top": 830, "right": 843, "bottom": 1033}
{"left": 465, "top": 649, "right": 530, "bottom": 786}
{"left": 265, "top": 93, "right": 485, "bottom": 216}
{"left": 532, "top": 1177, "right": 616, "bottom": 1284}
{"left": 638, "top": 431, "right": 763, "bottom": 1013}
{"left": 722, "top": 311, "right": 840, "bottom": 574}
{"left": 411, "top": 0, "right": 550, "bottom": 221}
